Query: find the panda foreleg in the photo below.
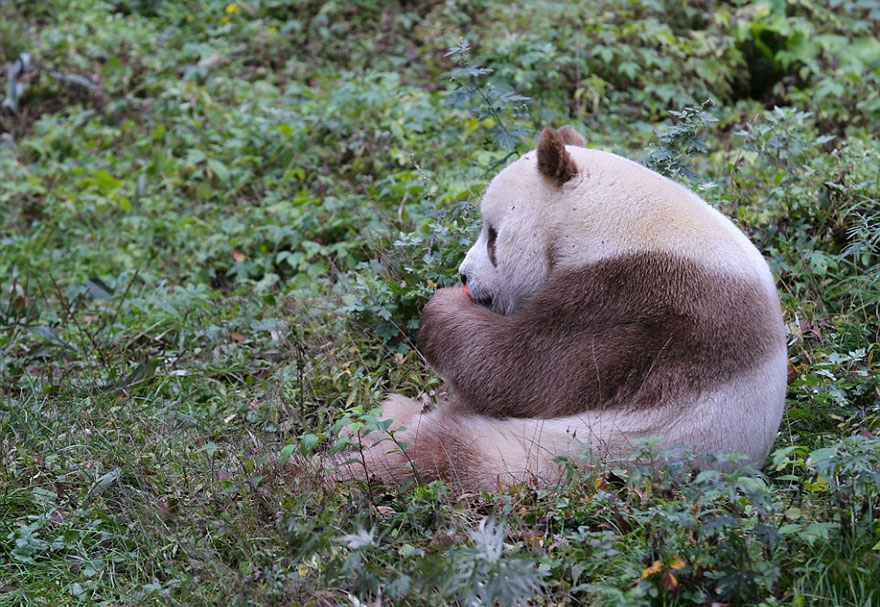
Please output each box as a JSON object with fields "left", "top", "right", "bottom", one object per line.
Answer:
{"left": 419, "top": 286, "right": 573, "bottom": 418}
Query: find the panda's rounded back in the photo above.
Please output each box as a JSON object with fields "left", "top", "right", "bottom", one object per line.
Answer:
{"left": 473, "top": 145, "right": 781, "bottom": 311}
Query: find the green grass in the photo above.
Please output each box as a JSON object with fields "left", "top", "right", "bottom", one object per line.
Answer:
{"left": 2, "top": 0, "right": 879, "bottom": 604}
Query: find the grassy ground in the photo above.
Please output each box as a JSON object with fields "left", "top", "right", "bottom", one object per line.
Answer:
{"left": 1, "top": 1, "right": 879, "bottom": 605}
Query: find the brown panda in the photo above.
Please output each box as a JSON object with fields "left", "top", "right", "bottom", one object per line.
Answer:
{"left": 348, "top": 127, "right": 787, "bottom": 490}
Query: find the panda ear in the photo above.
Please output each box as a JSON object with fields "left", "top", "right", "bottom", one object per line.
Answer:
{"left": 558, "top": 125, "right": 586, "bottom": 147}
{"left": 537, "top": 128, "right": 579, "bottom": 186}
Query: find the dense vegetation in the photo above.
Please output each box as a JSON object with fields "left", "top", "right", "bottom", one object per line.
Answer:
{"left": 1, "top": 0, "right": 879, "bottom": 604}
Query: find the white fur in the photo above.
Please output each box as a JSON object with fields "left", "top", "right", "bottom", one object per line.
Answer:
{"left": 353, "top": 144, "right": 787, "bottom": 489}
{"left": 359, "top": 346, "right": 786, "bottom": 489}
{"left": 460, "top": 147, "right": 779, "bottom": 313}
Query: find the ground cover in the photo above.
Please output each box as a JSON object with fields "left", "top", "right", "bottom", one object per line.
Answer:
{"left": 1, "top": 1, "right": 879, "bottom": 604}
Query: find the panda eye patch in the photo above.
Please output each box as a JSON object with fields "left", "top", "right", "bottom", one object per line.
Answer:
{"left": 486, "top": 226, "right": 498, "bottom": 266}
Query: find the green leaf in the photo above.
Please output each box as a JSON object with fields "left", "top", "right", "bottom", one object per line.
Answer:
{"left": 279, "top": 444, "right": 297, "bottom": 466}
{"left": 775, "top": 474, "right": 801, "bottom": 481}
{"left": 29, "top": 325, "right": 71, "bottom": 348}
{"left": 186, "top": 149, "right": 207, "bottom": 166}
{"left": 92, "top": 468, "right": 121, "bottom": 494}
{"left": 618, "top": 61, "right": 640, "bottom": 80}
{"left": 207, "top": 158, "right": 230, "bottom": 182}
{"left": 90, "top": 169, "right": 123, "bottom": 193}
{"left": 85, "top": 276, "right": 114, "bottom": 300}
{"left": 808, "top": 447, "right": 838, "bottom": 463}
{"left": 116, "top": 360, "right": 157, "bottom": 390}
{"left": 299, "top": 433, "right": 323, "bottom": 455}
{"left": 198, "top": 442, "right": 219, "bottom": 458}
{"left": 777, "top": 28, "right": 815, "bottom": 68}
{"left": 100, "top": 54, "right": 124, "bottom": 78}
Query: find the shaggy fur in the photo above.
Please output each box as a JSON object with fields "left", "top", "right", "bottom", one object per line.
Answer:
{"left": 421, "top": 252, "right": 783, "bottom": 420}
{"left": 342, "top": 127, "right": 787, "bottom": 490}
{"left": 558, "top": 125, "right": 586, "bottom": 147}
{"left": 536, "top": 128, "right": 579, "bottom": 186}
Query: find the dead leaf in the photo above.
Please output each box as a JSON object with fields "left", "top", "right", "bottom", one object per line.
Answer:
{"left": 661, "top": 570, "right": 678, "bottom": 590}
{"left": 641, "top": 560, "right": 663, "bottom": 579}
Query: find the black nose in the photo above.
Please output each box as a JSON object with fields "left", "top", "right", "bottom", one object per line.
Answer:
{"left": 460, "top": 273, "right": 468, "bottom": 285}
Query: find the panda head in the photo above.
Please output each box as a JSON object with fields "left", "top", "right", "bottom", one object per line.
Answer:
{"left": 458, "top": 127, "right": 585, "bottom": 315}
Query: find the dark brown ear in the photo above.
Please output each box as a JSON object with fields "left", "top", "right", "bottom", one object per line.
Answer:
{"left": 537, "top": 128, "right": 578, "bottom": 186}
{"left": 558, "top": 125, "right": 586, "bottom": 147}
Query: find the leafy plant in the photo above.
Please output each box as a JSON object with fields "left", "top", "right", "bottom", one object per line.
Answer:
{"left": 2, "top": 1, "right": 880, "bottom": 605}
{"left": 418, "top": 517, "right": 547, "bottom": 605}
{"left": 444, "top": 39, "right": 532, "bottom": 160}
{"left": 645, "top": 99, "right": 718, "bottom": 183}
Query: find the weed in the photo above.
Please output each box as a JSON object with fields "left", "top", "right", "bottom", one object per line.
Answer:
{"left": 1, "top": 1, "right": 879, "bottom": 604}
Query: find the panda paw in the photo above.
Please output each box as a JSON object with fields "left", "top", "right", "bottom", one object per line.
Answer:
{"left": 419, "top": 287, "right": 477, "bottom": 368}
{"left": 423, "top": 286, "right": 473, "bottom": 324}
{"left": 431, "top": 285, "right": 472, "bottom": 306}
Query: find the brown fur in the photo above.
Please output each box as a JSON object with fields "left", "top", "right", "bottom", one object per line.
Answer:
{"left": 487, "top": 226, "right": 498, "bottom": 266}
{"left": 537, "top": 128, "right": 579, "bottom": 185}
{"left": 355, "top": 413, "right": 490, "bottom": 486}
{"left": 558, "top": 125, "right": 586, "bottom": 147}
{"left": 544, "top": 240, "right": 558, "bottom": 271}
{"left": 419, "top": 252, "right": 784, "bottom": 419}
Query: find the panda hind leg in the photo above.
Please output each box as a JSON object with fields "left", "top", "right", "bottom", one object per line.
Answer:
{"left": 377, "top": 394, "right": 423, "bottom": 428}
{"left": 338, "top": 395, "right": 424, "bottom": 484}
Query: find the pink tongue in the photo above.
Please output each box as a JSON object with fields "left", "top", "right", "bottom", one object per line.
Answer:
{"left": 462, "top": 285, "right": 472, "bottom": 299}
